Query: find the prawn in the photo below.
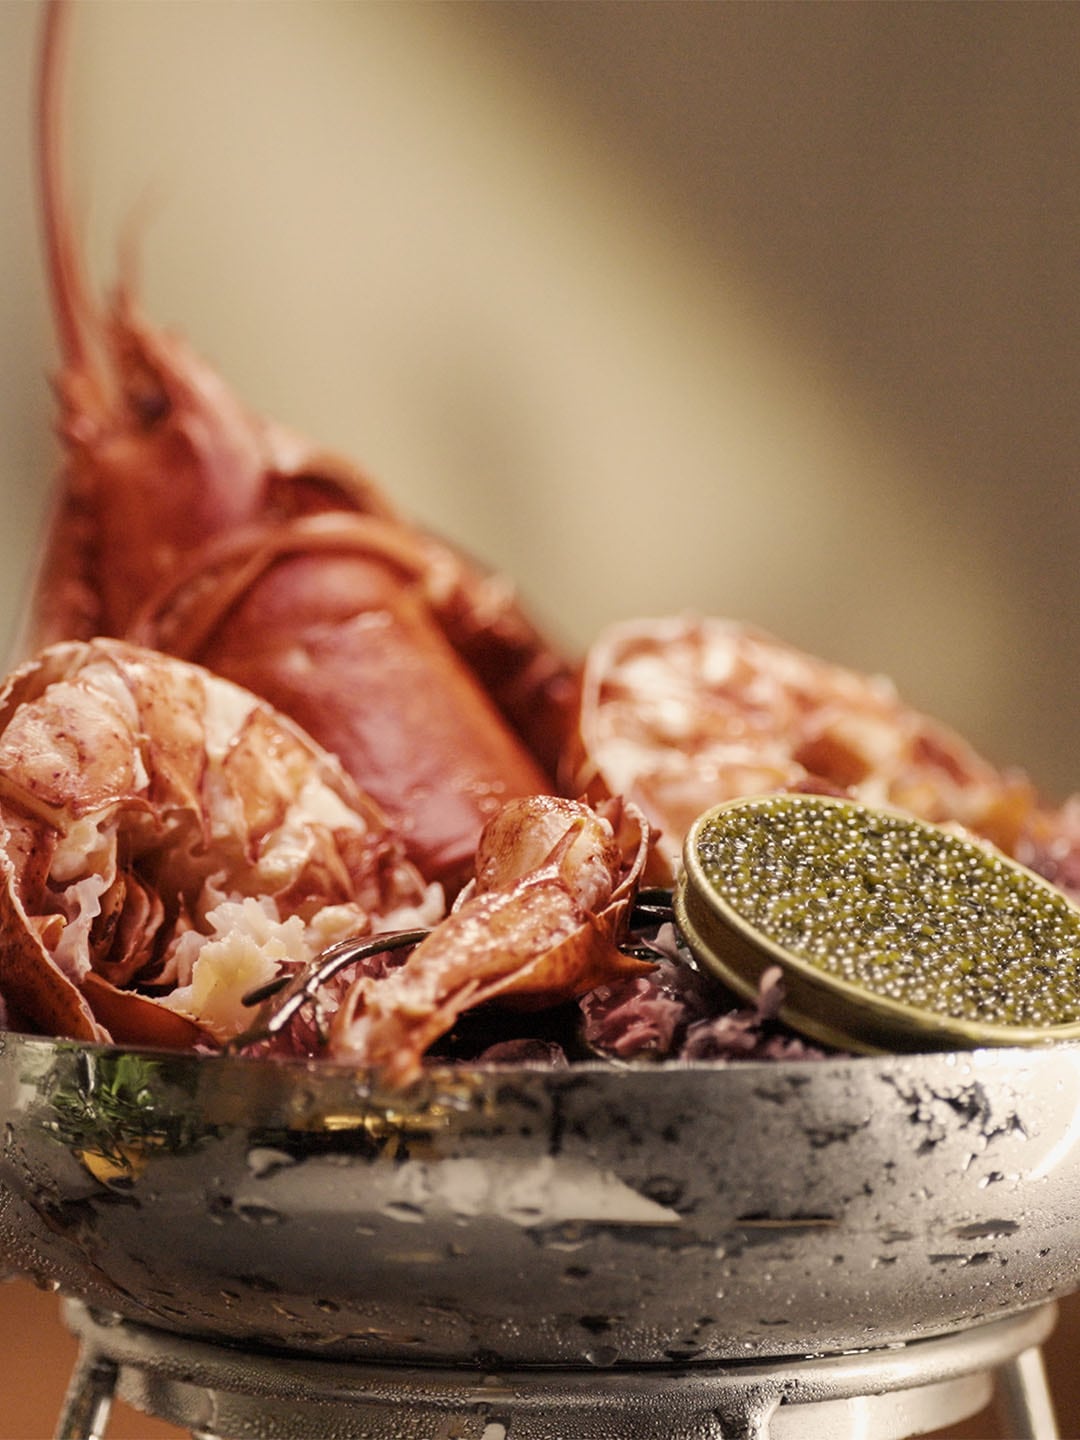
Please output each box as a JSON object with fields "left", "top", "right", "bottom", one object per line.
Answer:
{"left": 326, "top": 795, "right": 654, "bottom": 1085}
{"left": 0, "top": 638, "right": 439, "bottom": 1047}
{"left": 29, "top": 0, "right": 577, "bottom": 893}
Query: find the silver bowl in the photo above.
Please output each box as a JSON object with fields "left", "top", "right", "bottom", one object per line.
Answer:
{"left": 2, "top": 1030, "right": 1079, "bottom": 1366}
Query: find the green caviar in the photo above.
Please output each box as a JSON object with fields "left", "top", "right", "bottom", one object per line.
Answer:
{"left": 694, "top": 796, "right": 1080, "bottom": 1029}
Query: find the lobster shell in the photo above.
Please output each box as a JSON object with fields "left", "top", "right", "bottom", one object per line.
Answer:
{"left": 29, "top": 0, "right": 575, "bottom": 893}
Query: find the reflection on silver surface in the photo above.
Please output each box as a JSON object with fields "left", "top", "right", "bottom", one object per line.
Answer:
{"left": 2, "top": 1030, "right": 1079, "bottom": 1366}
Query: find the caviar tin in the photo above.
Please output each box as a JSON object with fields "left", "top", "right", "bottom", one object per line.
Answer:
{"left": 674, "top": 792, "right": 1080, "bottom": 1055}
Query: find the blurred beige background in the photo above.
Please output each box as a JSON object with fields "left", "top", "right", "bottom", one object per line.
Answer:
{"left": 2, "top": 1, "right": 1080, "bottom": 1435}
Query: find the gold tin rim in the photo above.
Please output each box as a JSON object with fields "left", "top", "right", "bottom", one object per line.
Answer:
{"left": 675, "top": 793, "right": 1080, "bottom": 1055}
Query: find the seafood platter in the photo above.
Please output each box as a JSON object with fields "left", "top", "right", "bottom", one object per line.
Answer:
{"left": 2, "top": 5, "right": 1079, "bottom": 1437}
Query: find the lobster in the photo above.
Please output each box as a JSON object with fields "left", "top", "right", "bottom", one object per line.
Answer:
{"left": 326, "top": 794, "right": 654, "bottom": 1085}
{"left": 0, "top": 637, "right": 440, "bottom": 1047}
{"left": 29, "top": 0, "right": 578, "bottom": 895}
{"left": 566, "top": 613, "right": 1080, "bottom": 900}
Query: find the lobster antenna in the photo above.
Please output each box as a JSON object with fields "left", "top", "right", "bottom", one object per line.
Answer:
{"left": 37, "top": 0, "right": 93, "bottom": 374}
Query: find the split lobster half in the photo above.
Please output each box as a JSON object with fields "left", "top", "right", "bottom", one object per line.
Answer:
{"left": 0, "top": 637, "right": 440, "bottom": 1048}
{"left": 29, "top": 0, "right": 577, "bottom": 895}
{"left": 566, "top": 614, "right": 1080, "bottom": 901}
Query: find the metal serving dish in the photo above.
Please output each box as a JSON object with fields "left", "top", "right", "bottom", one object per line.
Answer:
{"left": 1, "top": 1031, "right": 1079, "bottom": 1367}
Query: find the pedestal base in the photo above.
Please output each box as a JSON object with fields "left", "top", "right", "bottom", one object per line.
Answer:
{"left": 56, "top": 1298, "right": 1060, "bottom": 1440}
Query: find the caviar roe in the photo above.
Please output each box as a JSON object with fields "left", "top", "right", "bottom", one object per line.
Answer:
{"left": 695, "top": 797, "right": 1080, "bottom": 1028}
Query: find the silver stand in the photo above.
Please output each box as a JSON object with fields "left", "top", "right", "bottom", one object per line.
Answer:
{"left": 56, "top": 1298, "right": 1060, "bottom": 1440}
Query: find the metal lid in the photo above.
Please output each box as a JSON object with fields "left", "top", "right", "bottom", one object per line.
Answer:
{"left": 674, "top": 793, "right": 1080, "bottom": 1054}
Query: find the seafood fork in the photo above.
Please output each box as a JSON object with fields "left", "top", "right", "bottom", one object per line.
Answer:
{"left": 229, "top": 928, "right": 430, "bottom": 1050}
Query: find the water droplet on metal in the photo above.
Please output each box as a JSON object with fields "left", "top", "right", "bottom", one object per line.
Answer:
{"left": 584, "top": 1345, "right": 620, "bottom": 1368}
{"left": 246, "top": 1147, "right": 297, "bottom": 1178}
{"left": 235, "top": 1200, "right": 284, "bottom": 1226}
{"left": 382, "top": 1200, "right": 425, "bottom": 1224}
